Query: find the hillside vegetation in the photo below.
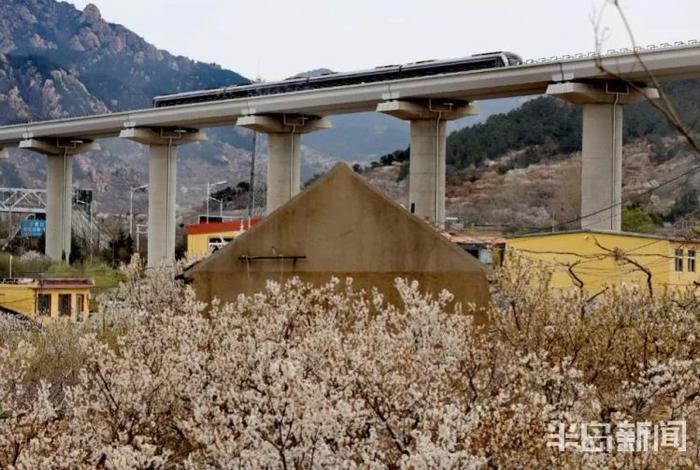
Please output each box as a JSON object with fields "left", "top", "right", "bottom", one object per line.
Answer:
{"left": 445, "top": 79, "right": 700, "bottom": 170}
{"left": 372, "top": 80, "right": 700, "bottom": 175}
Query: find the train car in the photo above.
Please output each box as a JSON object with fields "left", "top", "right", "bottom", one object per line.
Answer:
{"left": 153, "top": 51, "right": 523, "bottom": 108}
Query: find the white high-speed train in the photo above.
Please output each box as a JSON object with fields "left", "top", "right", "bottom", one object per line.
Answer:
{"left": 152, "top": 51, "right": 523, "bottom": 108}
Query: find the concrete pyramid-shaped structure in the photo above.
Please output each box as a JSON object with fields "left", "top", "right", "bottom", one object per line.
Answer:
{"left": 186, "top": 163, "right": 489, "bottom": 308}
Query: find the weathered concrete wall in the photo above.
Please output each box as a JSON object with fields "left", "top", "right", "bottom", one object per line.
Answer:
{"left": 193, "top": 271, "right": 488, "bottom": 315}
{"left": 187, "top": 163, "right": 489, "bottom": 314}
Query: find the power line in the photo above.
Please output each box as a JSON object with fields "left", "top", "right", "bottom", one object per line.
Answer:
{"left": 522, "top": 158, "right": 700, "bottom": 235}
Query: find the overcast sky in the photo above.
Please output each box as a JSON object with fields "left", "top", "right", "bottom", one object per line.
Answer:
{"left": 66, "top": 0, "right": 698, "bottom": 81}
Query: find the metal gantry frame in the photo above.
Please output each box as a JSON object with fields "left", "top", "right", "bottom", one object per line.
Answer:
{"left": 0, "top": 188, "right": 47, "bottom": 214}
{"left": 0, "top": 187, "right": 110, "bottom": 250}
{"left": 0, "top": 188, "right": 47, "bottom": 243}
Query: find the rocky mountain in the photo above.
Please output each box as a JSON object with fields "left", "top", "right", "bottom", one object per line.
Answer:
{"left": 0, "top": 0, "right": 247, "bottom": 118}
{"left": 0, "top": 0, "right": 340, "bottom": 220}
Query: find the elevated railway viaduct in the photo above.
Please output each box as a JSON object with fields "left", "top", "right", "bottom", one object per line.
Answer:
{"left": 0, "top": 43, "right": 699, "bottom": 266}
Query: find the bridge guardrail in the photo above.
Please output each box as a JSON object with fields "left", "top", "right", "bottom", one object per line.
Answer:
{"left": 524, "top": 39, "right": 699, "bottom": 65}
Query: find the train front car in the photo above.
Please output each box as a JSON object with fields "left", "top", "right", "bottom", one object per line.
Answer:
{"left": 503, "top": 52, "right": 524, "bottom": 66}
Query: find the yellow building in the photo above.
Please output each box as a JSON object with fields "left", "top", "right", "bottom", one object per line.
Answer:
{"left": 186, "top": 218, "right": 261, "bottom": 259}
{"left": 0, "top": 278, "right": 93, "bottom": 322}
{"left": 506, "top": 230, "right": 700, "bottom": 293}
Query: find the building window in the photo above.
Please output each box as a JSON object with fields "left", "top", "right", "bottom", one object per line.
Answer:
{"left": 37, "top": 294, "right": 51, "bottom": 316}
{"left": 689, "top": 250, "right": 696, "bottom": 273}
{"left": 478, "top": 247, "right": 493, "bottom": 265}
{"left": 76, "top": 294, "right": 85, "bottom": 321}
{"left": 675, "top": 248, "right": 684, "bottom": 272}
{"left": 208, "top": 236, "right": 234, "bottom": 251}
{"left": 58, "top": 294, "right": 72, "bottom": 317}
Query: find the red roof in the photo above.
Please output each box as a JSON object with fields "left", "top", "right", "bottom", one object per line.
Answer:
{"left": 36, "top": 278, "right": 95, "bottom": 289}
{"left": 186, "top": 217, "right": 262, "bottom": 235}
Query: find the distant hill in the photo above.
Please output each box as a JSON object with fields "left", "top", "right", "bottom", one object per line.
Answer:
{"left": 287, "top": 68, "right": 334, "bottom": 79}
{"left": 304, "top": 98, "right": 523, "bottom": 161}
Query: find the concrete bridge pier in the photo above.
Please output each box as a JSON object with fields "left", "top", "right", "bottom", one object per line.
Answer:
{"left": 547, "top": 82, "right": 659, "bottom": 231}
{"left": 18, "top": 138, "right": 100, "bottom": 262}
{"left": 237, "top": 114, "right": 331, "bottom": 214}
{"left": 378, "top": 99, "right": 478, "bottom": 228}
{"left": 120, "top": 128, "right": 205, "bottom": 268}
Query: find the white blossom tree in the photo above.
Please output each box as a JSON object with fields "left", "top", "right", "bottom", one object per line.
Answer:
{"left": 0, "top": 255, "right": 698, "bottom": 468}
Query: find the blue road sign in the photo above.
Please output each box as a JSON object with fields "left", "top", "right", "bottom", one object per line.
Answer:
{"left": 20, "top": 219, "right": 46, "bottom": 238}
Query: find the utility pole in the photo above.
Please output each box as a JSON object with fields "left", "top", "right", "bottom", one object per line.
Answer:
{"left": 248, "top": 130, "right": 257, "bottom": 218}
{"left": 89, "top": 202, "right": 94, "bottom": 263}
{"left": 206, "top": 182, "right": 210, "bottom": 222}
{"left": 129, "top": 184, "right": 148, "bottom": 237}
{"left": 206, "top": 180, "right": 227, "bottom": 223}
